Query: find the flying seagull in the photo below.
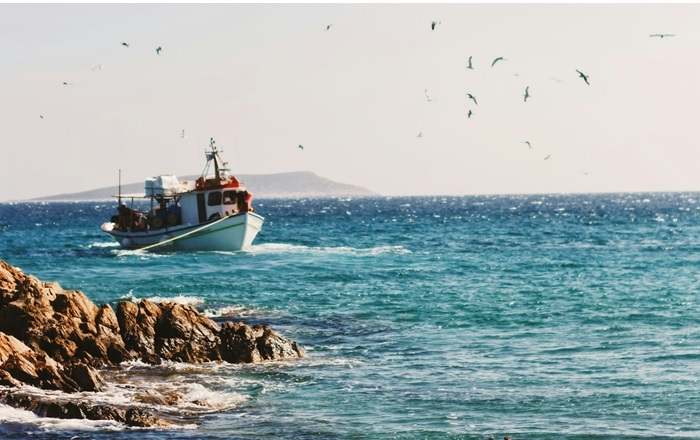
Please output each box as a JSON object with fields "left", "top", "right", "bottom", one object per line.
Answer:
{"left": 491, "top": 57, "right": 505, "bottom": 67}
{"left": 417, "top": 131, "right": 423, "bottom": 138}
{"left": 39, "top": 115, "right": 44, "bottom": 119}
{"left": 467, "top": 109, "right": 473, "bottom": 119}
{"left": 649, "top": 33, "right": 675, "bottom": 38}
{"left": 61, "top": 81, "right": 72, "bottom": 86}
{"left": 121, "top": 42, "right": 129, "bottom": 48}
{"left": 466, "top": 56, "right": 473, "bottom": 70}
{"left": 523, "top": 86, "right": 531, "bottom": 102}
{"left": 424, "top": 89, "right": 433, "bottom": 102}
{"left": 576, "top": 69, "right": 590, "bottom": 85}
{"left": 523, "top": 141, "right": 532, "bottom": 150}
{"left": 326, "top": 24, "right": 332, "bottom": 31}
{"left": 466, "top": 93, "right": 478, "bottom": 106}
{"left": 298, "top": 144, "right": 304, "bottom": 150}
{"left": 544, "top": 154, "right": 551, "bottom": 161}
{"left": 431, "top": 20, "right": 441, "bottom": 31}
{"left": 180, "top": 129, "right": 185, "bottom": 139}
{"left": 155, "top": 46, "right": 162, "bottom": 55}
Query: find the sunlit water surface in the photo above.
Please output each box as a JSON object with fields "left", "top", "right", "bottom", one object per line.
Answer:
{"left": 0, "top": 194, "right": 698, "bottom": 439}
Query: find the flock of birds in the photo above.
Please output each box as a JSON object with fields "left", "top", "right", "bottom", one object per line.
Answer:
{"left": 413, "top": 22, "right": 676, "bottom": 166}
{"left": 46, "top": 42, "right": 175, "bottom": 131}
{"left": 44, "top": 24, "right": 676, "bottom": 168}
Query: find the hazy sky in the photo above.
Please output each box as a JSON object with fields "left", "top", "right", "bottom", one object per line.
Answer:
{"left": 1, "top": 3, "right": 699, "bottom": 200}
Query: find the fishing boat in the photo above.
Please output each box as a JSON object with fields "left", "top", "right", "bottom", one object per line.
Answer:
{"left": 100, "top": 138, "right": 264, "bottom": 251}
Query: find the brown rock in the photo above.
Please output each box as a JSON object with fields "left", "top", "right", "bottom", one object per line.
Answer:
{"left": 220, "top": 322, "right": 304, "bottom": 363}
{"left": 65, "top": 363, "right": 104, "bottom": 392}
{"left": 257, "top": 326, "right": 305, "bottom": 360}
{"left": 1, "top": 391, "right": 171, "bottom": 427}
{"left": 154, "top": 302, "right": 221, "bottom": 362}
{"left": 116, "top": 300, "right": 162, "bottom": 363}
{"left": 0, "top": 262, "right": 129, "bottom": 367}
{"left": 0, "top": 332, "right": 31, "bottom": 364}
{"left": 0, "top": 259, "right": 303, "bottom": 427}
{"left": 1, "top": 350, "right": 80, "bottom": 392}
{"left": 0, "top": 369, "right": 21, "bottom": 388}
{"left": 219, "top": 322, "right": 264, "bottom": 363}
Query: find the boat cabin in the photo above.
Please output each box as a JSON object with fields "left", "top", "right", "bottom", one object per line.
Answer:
{"left": 110, "top": 138, "right": 254, "bottom": 233}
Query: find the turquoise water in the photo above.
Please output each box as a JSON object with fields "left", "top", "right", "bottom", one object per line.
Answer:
{"left": 0, "top": 194, "right": 698, "bottom": 439}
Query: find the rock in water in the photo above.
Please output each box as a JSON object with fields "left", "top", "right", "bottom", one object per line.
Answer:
{"left": 0, "top": 391, "right": 170, "bottom": 427}
{"left": 219, "top": 322, "right": 304, "bottom": 363}
{"left": 0, "top": 259, "right": 304, "bottom": 428}
{"left": 0, "top": 260, "right": 128, "bottom": 366}
{"left": 117, "top": 300, "right": 221, "bottom": 363}
{"left": 117, "top": 300, "right": 303, "bottom": 364}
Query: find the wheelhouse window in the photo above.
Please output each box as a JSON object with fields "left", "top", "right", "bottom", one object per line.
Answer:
{"left": 223, "top": 190, "right": 237, "bottom": 205}
{"left": 207, "top": 191, "right": 222, "bottom": 206}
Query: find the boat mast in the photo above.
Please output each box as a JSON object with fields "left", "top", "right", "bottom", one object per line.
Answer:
{"left": 209, "top": 138, "right": 220, "bottom": 180}
{"left": 118, "top": 168, "right": 122, "bottom": 206}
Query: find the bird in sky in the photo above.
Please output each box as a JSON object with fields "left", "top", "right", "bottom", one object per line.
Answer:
{"left": 424, "top": 89, "right": 433, "bottom": 102}
{"left": 326, "top": 24, "right": 332, "bottom": 31}
{"left": 39, "top": 115, "right": 44, "bottom": 119}
{"left": 523, "top": 141, "right": 532, "bottom": 150}
{"left": 180, "top": 129, "right": 185, "bottom": 139}
{"left": 466, "top": 93, "right": 478, "bottom": 106}
{"left": 544, "top": 154, "right": 552, "bottom": 161}
{"left": 649, "top": 33, "right": 675, "bottom": 38}
{"left": 155, "top": 46, "right": 163, "bottom": 55}
{"left": 431, "top": 20, "right": 441, "bottom": 31}
{"left": 298, "top": 144, "right": 304, "bottom": 150}
{"left": 62, "top": 81, "right": 72, "bottom": 86}
{"left": 491, "top": 57, "right": 505, "bottom": 67}
{"left": 467, "top": 109, "right": 473, "bottom": 119}
{"left": 576, "top": 69, "right": 590, "bottom": 85}
{"left": 466, "top": 56, "right": 473, "bottom": 70}
{"left": 523, "top": 86, "right": 531, "bottom": 102}
{"left": 121, "top": 42, "right": 129, "bottom": 48}
{"left": 90, "top": 64, "right": 102, "bottom": 71}
{"left": 417, "top": 131, "right": 423, "bottom": 138}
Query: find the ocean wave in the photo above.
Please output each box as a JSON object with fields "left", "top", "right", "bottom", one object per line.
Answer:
{"left": 120, "top": 292, "right": 204, "bottom": 306}
{"left": 0, "top": 402, "right": 125, "bottom": 432}
{"left": 88, "top": 241, "right": 120, "bottom": 248}
{"left": 177, "top": 382, "right": 247, "bottom": 411}
{"left": 112, "top": 248, "right": 170, "bottom": 259}
{"left": 249, "top": 243, "right": 411, "bottom": 256}
{"left": 203, "top": 304, "right": 263, "bottom": 318}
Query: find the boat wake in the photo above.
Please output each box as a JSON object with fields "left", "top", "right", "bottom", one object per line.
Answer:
{"left": 87, "top": 241, "right": 120, "bottom": 249}
{"left": 248, "top": 243, "right": 411, "bottom": 256}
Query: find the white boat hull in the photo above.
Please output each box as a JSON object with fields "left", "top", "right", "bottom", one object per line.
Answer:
{"left": 102, "top": 212, "right": 264, "bottom": 251}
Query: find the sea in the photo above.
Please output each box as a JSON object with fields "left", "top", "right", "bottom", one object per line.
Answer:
{"left": 0, "top": 194, "right": 698, "bottom": 439}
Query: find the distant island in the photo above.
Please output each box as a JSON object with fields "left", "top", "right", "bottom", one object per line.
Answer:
{"left": 35, "top": 171, "right": 376, "bottom": 201}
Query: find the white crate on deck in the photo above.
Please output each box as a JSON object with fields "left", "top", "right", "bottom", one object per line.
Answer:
{"left": 145, "top": 175, "right": 181, "bottom": 196}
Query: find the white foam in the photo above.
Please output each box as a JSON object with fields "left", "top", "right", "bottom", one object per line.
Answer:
{"left": 178, "top": 383, "right": 247, "bottom": 411}
{"left": 0, "top": 402, "right": 124, "bottom": 431}
{"left": 203, "top": 304, "right": 261, "bottom": 318}
{"left": 120, "top": 292, "right": 204, "bottom": 306}
{"left": 113, "top": 249, "right": 168, "bottom": 259}
{"left": 88, "top": 241, "right": 120, "bottom": 248}
{"left": 249, "top": 243, "right": 411, "bottom": 256}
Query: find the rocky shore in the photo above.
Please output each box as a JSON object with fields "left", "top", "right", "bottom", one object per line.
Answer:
{"left": 0, "top": 259, "right": 304, "bottom": 427}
